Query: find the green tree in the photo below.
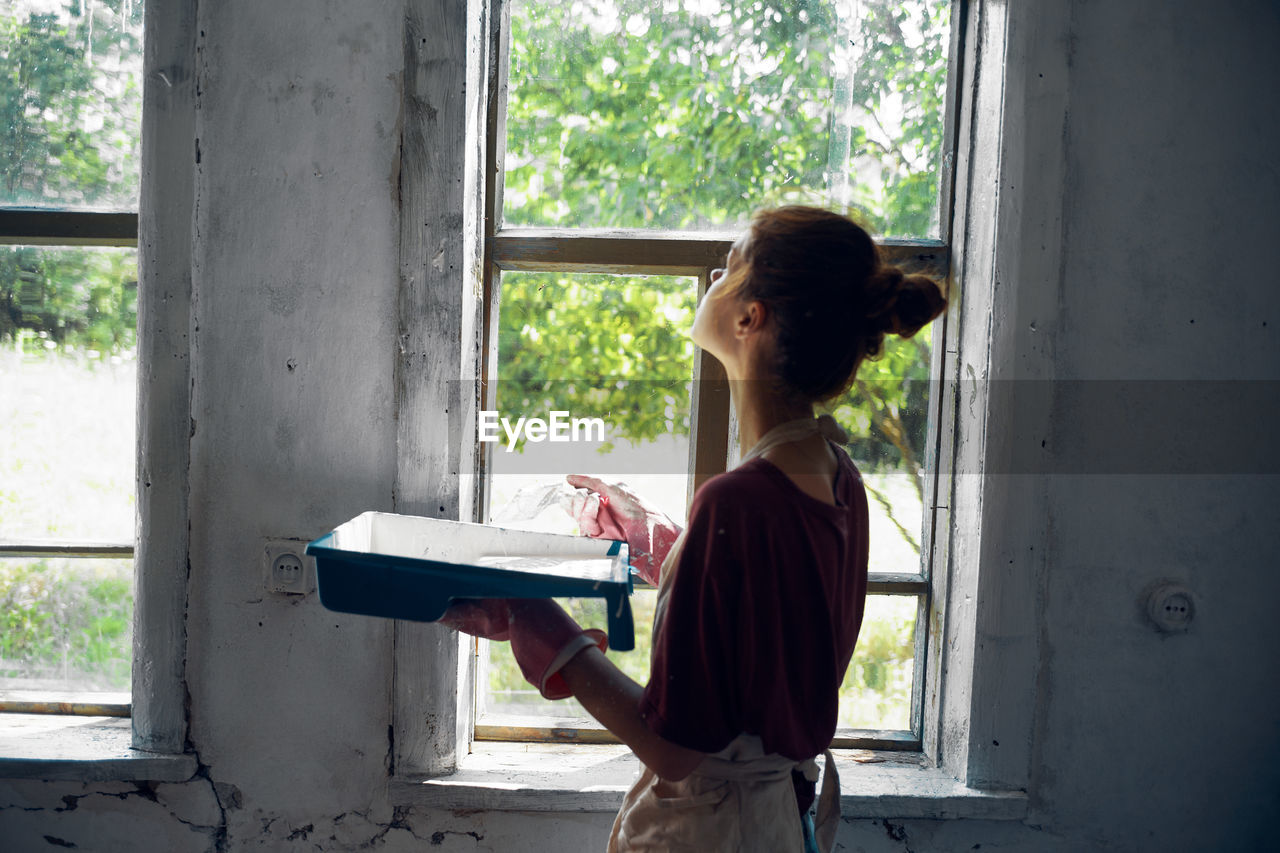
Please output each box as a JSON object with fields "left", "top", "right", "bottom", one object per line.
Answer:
{"left": 1, "top": 1, "right": 142, "bottom": 207}
{"left": 488, "top": 1, "right": 952, "bottom": 728}
{"left": 1, "top": 246, "right": 137, "bottom": 353}
{"left": 498, "top": 0, "right": 950, "bottom": 494}
{"left": 1, "top": 0, "right": 143, "bottom": 355}
{"left": 1, "top": 2, "right": 142, "bottom": 691}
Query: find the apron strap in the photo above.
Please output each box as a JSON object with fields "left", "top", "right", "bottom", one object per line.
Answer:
{"left": 813, "top": 749, "right": 841, "bottom": 853}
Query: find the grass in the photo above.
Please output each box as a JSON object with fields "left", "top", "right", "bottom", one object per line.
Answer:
{"left": 0, "top": 347, "right": 136, "bottom": 692}
{"left": 0, "top": 557, "right": 133, "bottom": 692}
{"left": 0, "top": 347, "right": 136, "bottom": 542}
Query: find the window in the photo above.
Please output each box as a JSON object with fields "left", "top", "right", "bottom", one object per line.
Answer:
{"left": 468, "top": 0, "right": 960, "bottom": 752}
{"left": 0, "top": 0, "right": 145, "bottom": 718}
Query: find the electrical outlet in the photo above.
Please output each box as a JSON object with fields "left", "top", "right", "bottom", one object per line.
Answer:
{"left": 1146, "top": 582, "right": 1194, "bottom": 633}
{"left": 264, "top": 539, "right": 313, "bottom": 595}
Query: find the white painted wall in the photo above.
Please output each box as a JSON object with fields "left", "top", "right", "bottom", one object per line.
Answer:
{"left": 183, "top": 0, "right": 404, "bottom": 832}
{"left": 2, "top": 0, "right": 1278, "bottom": 850}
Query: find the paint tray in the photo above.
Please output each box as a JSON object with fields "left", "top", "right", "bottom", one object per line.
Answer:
{"left": 305, "top": 512, "right": 635, "bottom": 651}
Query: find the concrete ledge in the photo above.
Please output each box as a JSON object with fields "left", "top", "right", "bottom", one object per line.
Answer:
{"left": 390, "top": 742, "right": 1028, "bottom": 821}
{"left": 0, "top": 714, "right": 197, "bottom": 783}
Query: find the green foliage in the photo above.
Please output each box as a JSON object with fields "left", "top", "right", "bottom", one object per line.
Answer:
{"left": 0, "top": 560, "right": 133, "bottom": 691}
{"left": 1, "top": 2, "right": 143, "bottom": 354}
{"left": 497, "top": 272, "right": 697, "bottom": 448}
{"left": 1, "top": 5, "right": 141, "bottom": 694}
{"left": 837, "top": 594, "right": 916, "bottom": 729}
{"left": 498, "top": 0, "right": 951, "bottom": 507}
{"left": 0, "top": 0, "right": 942, "bottom": 719}
{"left": 486, "top": 2, "right": 946, "bottom": 729}
{"left": 0, "top": 246, "right": 137, "bottom": 353}
{"left": 847, "top": 0, "right": 953, "bottom": 237}
{"left": 504, "top": 0, "right": 949, "bottom": 233}
{"left": 0, "top": 0, "right": 143, "bottom": 207}
{"left": 831, "top": 326, "right": 934, "bottom": 499}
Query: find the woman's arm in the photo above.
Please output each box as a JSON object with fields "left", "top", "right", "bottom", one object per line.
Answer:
{"left": 559, "top": 645, "right": 705, "bottom": 782}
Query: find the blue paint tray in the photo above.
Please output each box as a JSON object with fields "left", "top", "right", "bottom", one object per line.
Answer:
{"left": 305, "top": 512, "right": 635, "bottom": 651}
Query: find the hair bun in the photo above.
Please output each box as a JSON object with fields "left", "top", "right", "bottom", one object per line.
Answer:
{"left": 866, "top": 267, "right": 946, "bottom": 338}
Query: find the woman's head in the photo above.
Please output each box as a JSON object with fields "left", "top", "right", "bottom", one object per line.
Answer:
{"left": 693, "top": 206, "right": 948, "bottom": 402}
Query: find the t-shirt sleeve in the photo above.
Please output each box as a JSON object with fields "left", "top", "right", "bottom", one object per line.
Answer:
{"left": 637, "top": 485, "right": 746, "bottom": 754}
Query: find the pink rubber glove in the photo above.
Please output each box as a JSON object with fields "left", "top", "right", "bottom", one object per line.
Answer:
{"left": 439, "top": 598, "right": 607, "bottom": 700}
{"left": 564, "top": 474, "right": 682, "bottom": 587}
{"left": 507, "top": 599, "right": 608, "bottom": 700}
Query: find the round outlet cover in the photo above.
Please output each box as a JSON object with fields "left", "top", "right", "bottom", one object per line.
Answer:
{"left": 1147, "top": 583, "right": 1194, "bottom": 633}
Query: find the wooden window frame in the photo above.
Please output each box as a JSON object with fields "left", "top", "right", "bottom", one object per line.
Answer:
{"left": 0, "top": 209, "right": 138, "bottom": 718}
{"left": 0, "top": 0, "right": 195, "bottom": 756}
{"left": 465, "top": 0, "right": 968, "bottom": 754}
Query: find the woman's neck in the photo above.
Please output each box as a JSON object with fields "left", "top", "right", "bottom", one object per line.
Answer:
{"left": 730, "top": 378, "right": 813, "bottom": 452}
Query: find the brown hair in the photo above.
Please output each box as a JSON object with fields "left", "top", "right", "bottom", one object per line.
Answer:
{"left": 729, "top": 206, "right": 948, "bottom": 402}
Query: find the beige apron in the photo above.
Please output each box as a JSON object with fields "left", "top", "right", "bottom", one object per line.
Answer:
{"left": 607, "top": 416, "right": 846, "bottom": 853}
{"left": 606, "top": 734, "right": 839, "bottom": 852}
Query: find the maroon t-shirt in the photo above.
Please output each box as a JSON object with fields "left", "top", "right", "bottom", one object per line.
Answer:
{"left": 639, "top": 446, "right": 869, "bottom": 761}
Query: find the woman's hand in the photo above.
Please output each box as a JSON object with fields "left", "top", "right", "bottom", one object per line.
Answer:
{"left": 445, "top": 598, "right": 703, "bottom": 780}
{"left": 438, "top": 598, "right": 511, "bottom": 640}
{"left": 564, "top": 475, "right": 683, "bottom": 587}
{"left": 438, "top": 598, "right": 608, "bottom": 700}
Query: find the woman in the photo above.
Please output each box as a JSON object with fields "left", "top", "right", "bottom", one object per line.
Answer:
{"left": 444, "top": 206, "right": 947, "bottom": 852}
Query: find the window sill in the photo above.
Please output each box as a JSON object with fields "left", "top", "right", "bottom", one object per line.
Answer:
{"left": 390, "top": 742, "right": 1028, "bottom": 821}
{"left": 0, "top": 714, "right": 196, "bottom": 783}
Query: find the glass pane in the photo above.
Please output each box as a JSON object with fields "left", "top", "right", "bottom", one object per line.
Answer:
{"left": 829, "top": 327, "right": 932, "bottom": 571}
{"left": 0, "top": 556, "right": 133, "bottom": 692}
{"left": 0, "top": 246, "right": 137, "bottom": 542}
{"left": 482, "top": 589, "right": 657, "bottom": 719}
{"left": 503, "top": 0, "right": 951, "bottom": 237}
{"left": 480, "top": 272, "right": 929, "bottom": 736}
{"left": 487, "top": 270, "right": 697, "bottom": 515}
{"left": 837, "top": 593, "right": 917, "bottom": 730}
{"left": 482, "top": 271, "right": 697, "bottom": 719}
{"left": 2, "top": 0, "right": 145, "bottom": 209}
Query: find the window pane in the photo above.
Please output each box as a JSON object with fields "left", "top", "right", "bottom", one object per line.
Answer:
{"left": 480, "top": 271, "right": 933, "bottom": 736}
{"left": 837, "top": 593, "right": 916, "bottom": 730}
{"left": 1, "top": 0, "right": 145, "bottom": 209}
{"left": 488, "top": 269, "right": 697, "bottom": 491}
{"left": 481, "top": 590, "right": 657, "bottom": 720}
{"left": 829, "top": 327, "right": 932, "bottom": 569}
{"left": 0, "top": 246, "right": 137, "bottom": 543}
{"left": 503, "top": 0, "right": 951, "bottom": 237}
{"left": 0, "top": 556, "right": 133, "bottom": 692}
{"left": 482, "top": 270, "right": 696, "bottom": 720}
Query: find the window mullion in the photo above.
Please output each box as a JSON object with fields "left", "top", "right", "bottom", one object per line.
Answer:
{"left": 0, "top": 209, "right": 138, "bottom": 247}
{"left": 866, "top": 575, "right": 930, "bottom": 595}
{"left": 0, "top": 543, "right": 134, "bottom": 558}
{"left": 477, "top": 0, "right": 513, "bottom": 528}
{"left": 490, "top": 230, "right": 949, "bottom": 280}
{"left": 490, "top": 230, "right": 732, "bottom": 275}
{"left": 688, "top": 267, "right": 732, "bottom": 499}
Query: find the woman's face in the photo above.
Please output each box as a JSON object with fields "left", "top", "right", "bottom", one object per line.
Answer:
{"left": 691, "top": 232, "right": 750, "bottom": 359}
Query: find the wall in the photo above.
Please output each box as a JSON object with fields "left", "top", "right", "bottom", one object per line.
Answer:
{"left": 2, "top": 0, "right": 1278, "bottom": 850}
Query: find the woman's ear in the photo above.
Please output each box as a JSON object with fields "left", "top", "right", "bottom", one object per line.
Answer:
{"left": 734, "top": 299, "right": 769, "bottom": 339}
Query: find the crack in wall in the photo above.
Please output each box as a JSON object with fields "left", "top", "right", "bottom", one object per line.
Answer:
{"left": 0, "top": 774, "right": 226, "bottom": 851}
{"left": 192, "top": 754, "right": 230, "bottom": 852}
{"left": 881, "top": 818, "right": 914, "bottom": 853}
{"left": 360, "top": 804, "right": 433, "bottom": 848}
{"left": 431, "top": 829, "right": 485, "bottom": 846}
